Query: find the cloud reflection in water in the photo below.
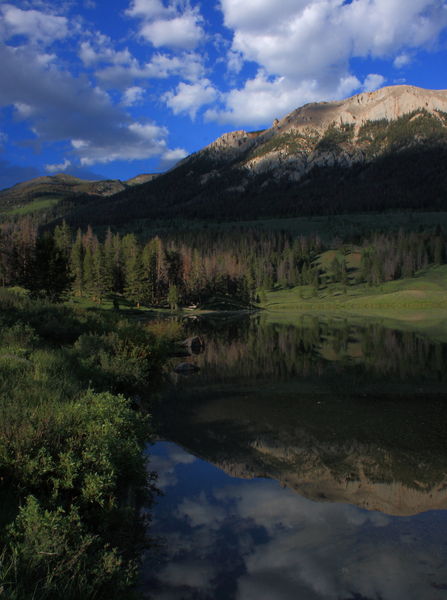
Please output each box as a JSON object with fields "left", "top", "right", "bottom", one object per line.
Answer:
{"left": 143, "top": 442, "right": 447, "bottom": 600}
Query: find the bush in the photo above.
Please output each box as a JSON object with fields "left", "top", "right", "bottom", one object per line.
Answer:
{"left": 0, "top": 290, "right": 162, "bottom": 599}
{"left": 1, "top": 496, "right": 139, "bottom": 600}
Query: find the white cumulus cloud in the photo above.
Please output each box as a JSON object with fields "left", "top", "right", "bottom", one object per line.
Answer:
{"left": 164, "top": 79, "right": 219, "bottom": 119}
{"left": 0, "top": 43, "right": 170, "bottom": 167}
{"left": 362, "top": 73, "right": 387, "bottom": 93}
{"left": 122, "top": 85, "right": 145, "bottom": 106}
{"left": 160, "top": 147, "right": 188, "bottom": 168}
{"left": 209, "top": 0, "right": 447, "bottom": 126}
{"left": 394, "top": 53, "right": 412, "bottom": 69}
{"left": 73, "top": 122, "right": 168, "bottom": 166}
{"left": 45, "top": 159, "right": 71, "bottom": 173}
{"left": 140, "top": 13, "right": 204, "bottom": 49}
{"left": 126, "top": 0, "right": 167, "bottom": 19}
{"left": 79, "top": 38, "right": 133, "bottom": 67}
{"left": 127, "top": 0, "right": 205, "bottom": 50}
{"left": 0, "top": 3, "right": 70, "bottom": 44}
{"left": 95, "top": 52, "right": 205, "bottom": 89}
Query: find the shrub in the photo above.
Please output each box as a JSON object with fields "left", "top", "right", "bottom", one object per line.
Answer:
{"left": 0, "top": 290, "right": 162, "bottom": 599}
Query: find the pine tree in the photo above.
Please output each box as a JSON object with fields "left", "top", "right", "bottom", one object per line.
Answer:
{"left": 123, "top": 237, "right": 148, "bottom": 306}
{"left": 70, "top": 229, "right": 84, "bottom": 296}
{"left": 92, "top": 244, "right": 111, "bottom": 303}
{"left": 111, "top": 233, "right": 124, "bottom": 292}
{"left": 32, "top": 232, "right": 71, "bottom": 301}
{"left": 102, "top": 229, "right": 115, "bottom": 295}
{"left": 330, "top": 256, "right": 342, "bottom": 283}
{"left": 142, "top": 240, "right": 157, "bottom": 305}
{"left": 83, "top": 247, "right": 95, "bottom": 298}
{"left": 53, "top": 221, "right": 72, "bottom": 258}
{"left": 340, "top": 259, "right": 348, "bottom": 287}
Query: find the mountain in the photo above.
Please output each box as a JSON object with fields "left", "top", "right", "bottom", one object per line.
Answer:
{"left": 67, "top": 84, "right": 447, "bottom": 226}
{"left": 0, "top": 172, "right": 159, "bottom": 221}
{"left": 3, "top": 85, "right": 447, "bottom": 227}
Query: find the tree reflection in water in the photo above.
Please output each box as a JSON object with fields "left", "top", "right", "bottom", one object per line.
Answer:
{"left": 144, "top": 315, "right": 447, "bottom": 600}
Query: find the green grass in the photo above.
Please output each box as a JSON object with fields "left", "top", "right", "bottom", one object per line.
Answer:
{"left": 2, "top": 197, "right": 60, "bottom": 216}
{"left": 261, "top": 265, "right": 447, "bottom": 325}
{"left": 67, "top": 295, "right": 153, "bottom": 313}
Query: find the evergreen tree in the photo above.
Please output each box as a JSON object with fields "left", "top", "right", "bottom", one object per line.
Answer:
{"left": 32, "top": 233, "right": 71, "bottom": 301}
{"left": 70, "top": 229, "right": 84, "bottom": 296}
{"left": 53, "top": 221, "right": 72, "bottom": 258}
{"left": 123, "top": 237, "right": 148, "bottom": 306}
{"left": 92, "top": 245, "right": 111, "bottom": 303}
{"left": 111, "top": 233, "right": 125, "bottom": 292}
{"left": 142, "top": 240, "right": 158, "bottom": 305}
{"left": 83, "top": 247, "right": 95, "bottom": 297}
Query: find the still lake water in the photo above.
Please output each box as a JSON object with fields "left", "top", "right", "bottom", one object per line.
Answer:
{"left": 141, "top": 314, "right": 447, "bottom": 600}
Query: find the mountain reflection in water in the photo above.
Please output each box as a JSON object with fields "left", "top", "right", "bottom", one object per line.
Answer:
{"left": 143, "top": 315, "right": 447, "bottom": 600}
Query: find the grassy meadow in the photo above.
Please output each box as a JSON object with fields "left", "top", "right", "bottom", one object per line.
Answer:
{"left": 261, "top": 259, "right": 447, "bottom": 336}
{"left": 1, "top": 197, "right": 60, "bottom": 217}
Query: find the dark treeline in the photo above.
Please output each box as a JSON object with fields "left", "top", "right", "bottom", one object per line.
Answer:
{"left": 1, "top": 219, "right": 447, "bottom": 306}
{"left": 357, "top": 229, "right": 447, "bottom": 285}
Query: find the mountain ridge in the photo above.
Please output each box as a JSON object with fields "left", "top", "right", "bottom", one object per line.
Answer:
{"left": 3, "top": 85, "right": 447, "bottom": 226}
{"left": 0, "top": 171, "right": 159, "bottom": 220}
{"left": 193, "top": 84, "right": 447, "bottom": 156}
{"left": 89, "top": 84, "right": 447, "bottom": 225}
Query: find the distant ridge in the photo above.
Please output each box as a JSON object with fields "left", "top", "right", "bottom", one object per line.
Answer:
{"left": 0, "top": 171, "right": 160, "bottom": 221}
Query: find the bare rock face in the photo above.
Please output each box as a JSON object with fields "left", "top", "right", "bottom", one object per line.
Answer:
{"left": 205, "top": 130, "right": 255, "bottom": 158}
{"left": 181, "top": 85, "right": 447, "bottom": 189}
{"left": 277, "top": 85, "right": 447, "bottom": 133}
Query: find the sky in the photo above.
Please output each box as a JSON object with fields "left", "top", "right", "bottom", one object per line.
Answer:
{"left": 1, "top": 0, "right": 447, "bottom": 189}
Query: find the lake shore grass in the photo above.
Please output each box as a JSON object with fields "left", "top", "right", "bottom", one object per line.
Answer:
{"left": 262, "top": 264, "right": 447, "bottom": 311}
{"left": 260, "top": 265, "right": 447, "bottom": 339}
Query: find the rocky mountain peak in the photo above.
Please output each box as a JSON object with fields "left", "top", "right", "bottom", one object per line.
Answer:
{"left": 277, "top": 85, "right": 447, "bottom": 134}
{"left": 188, "top": 85, "right": 447, "bottom": 171}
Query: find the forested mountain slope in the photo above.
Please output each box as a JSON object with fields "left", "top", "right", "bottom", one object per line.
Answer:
{"left": 3, "top": 85, "right": 447, "bottom": 228}
{"left": 65, "top": 85, "right": 447, "bottom": 226}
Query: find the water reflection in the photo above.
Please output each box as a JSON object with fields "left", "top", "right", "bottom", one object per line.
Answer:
{"left": 178, "top": 314, "right": 447, "bottom": 389}
{"left": 159, "top": 316, "right": 447, "bottom": 515}
{"left": 143, "top": 442, "right": 447, "bottom": 600}
{"left": 145, "top": 315, "right": 447, "bottom": 598}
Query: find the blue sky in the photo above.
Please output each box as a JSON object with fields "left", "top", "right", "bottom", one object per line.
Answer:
{"left": 1, "top": 0, "right": 447, "bottom": 189}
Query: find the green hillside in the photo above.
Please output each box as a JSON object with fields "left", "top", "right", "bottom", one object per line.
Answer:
{"left": 262, "top": 264, "right": 447, "bottom": 317}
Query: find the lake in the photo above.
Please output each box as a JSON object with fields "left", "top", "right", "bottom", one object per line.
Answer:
{"left": 141, "top": 313, "right": 447, "bottom": 600}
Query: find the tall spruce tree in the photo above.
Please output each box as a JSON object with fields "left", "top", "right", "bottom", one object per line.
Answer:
{"left": 32, "top": 232, "right": 71, "bottom": 301}
{"left": 123, "top": 235, "right": 148, "bottom": 306}
{"left": 83, "top": 247, "right": 95, "bottom": 298}
{"left": 70, "top": 229, "right": 84, "bottom": 296}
